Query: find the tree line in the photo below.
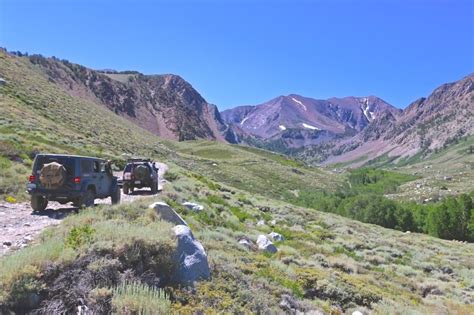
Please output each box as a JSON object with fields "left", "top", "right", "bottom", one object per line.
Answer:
{"left": 287, "top": 168, "right": 474, "bottom": 242}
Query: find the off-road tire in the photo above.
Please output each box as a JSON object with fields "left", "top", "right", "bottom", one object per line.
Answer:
{"left": 151, "top": 181, "right": 158, "bottom": 194}
{"left": 31, "top": 195, "right": 48, "bottom": 212}
{"left": 81, "top": 189, "right": 95, "bottom": 208}
{"left": 123, "top": 183, "right": 129, "bottom": 195}
{"left": 111, "top": 186, "right": 121, "bottom": 205}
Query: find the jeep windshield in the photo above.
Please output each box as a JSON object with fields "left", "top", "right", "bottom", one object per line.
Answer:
{"left": 34, "top": 156, "right": 75, "bottom": 176}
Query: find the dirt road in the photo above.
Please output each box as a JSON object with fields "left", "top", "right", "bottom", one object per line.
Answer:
{"left": 0, "top": 162, "right": 168, "bottom": 256}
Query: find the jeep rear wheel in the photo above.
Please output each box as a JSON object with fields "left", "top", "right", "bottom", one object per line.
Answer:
{"left": 123, "top": 183, "right": 129, "bottom": 195}
{"left": 81, "top": 189, "right": 95, "bottom": 208}
{"left": 111, "top": 186, "right": 121, "bottom": 205}
{"left": 31, "top": 195, "right": 48, "bottom": 212}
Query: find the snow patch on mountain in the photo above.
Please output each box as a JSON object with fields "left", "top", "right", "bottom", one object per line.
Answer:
{"left": 360, "top": 98, "right": 374, "bottom": 121}
{"left": 279, "top": 125, "right": 287, "bottom": 131}
{"left": 291, "top": 97, "right": 307, "bottom": 111}
{"left": 302, "top": 123, "right": 319, "bottom": 130}
{"left": 240, "top": 117, "right": 249, "bottom": 126}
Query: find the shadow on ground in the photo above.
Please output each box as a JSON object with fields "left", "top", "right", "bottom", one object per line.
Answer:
{"left": 31, "top": 207, "right": 78, "bottom": 219}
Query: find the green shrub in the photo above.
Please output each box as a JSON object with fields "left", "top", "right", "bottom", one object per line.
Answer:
{"left": 65, "top": 225, "right": 95, "bottom": 249}
{"left": 164, "top": 171, "right": 179, "bottom": 182}
{"left": 229, "top": 206, "right": 251, "bottom": 222}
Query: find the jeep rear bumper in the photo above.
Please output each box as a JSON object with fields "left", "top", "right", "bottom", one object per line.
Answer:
{"left": 27, "top": 184, "right": 83, "bottom": 200}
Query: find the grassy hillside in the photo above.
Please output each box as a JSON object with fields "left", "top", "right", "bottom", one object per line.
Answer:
{"left": 1, "top": 166, "right": 473, "bottom": 313}
{"left": 1, "top": 51, "right": 473, "bottom": 313}
{"left": 392, "top": 136, "right": 474, "bottom": 201}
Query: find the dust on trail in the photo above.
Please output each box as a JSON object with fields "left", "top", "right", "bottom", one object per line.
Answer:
{"left": 0, "top": 162, "right": 168, "bottom": 256}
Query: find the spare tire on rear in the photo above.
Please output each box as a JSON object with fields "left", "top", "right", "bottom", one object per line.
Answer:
{"left": 133, "top": 164, "right": 150, "bottom": 181}
{"left": 40, "top": 162, "right": 67, "bottom": 189}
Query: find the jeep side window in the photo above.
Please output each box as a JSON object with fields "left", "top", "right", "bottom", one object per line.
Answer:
{"left": 100, "top": 162, "right": 107, "bottom": 173}
{"left": 93, "top": 161, "right": 100, "bottom": 173}
{"left": 81, "top": 160, "right": 93, "bottom": 174}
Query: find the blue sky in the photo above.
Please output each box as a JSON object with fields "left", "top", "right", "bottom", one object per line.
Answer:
{"left": 1, "top": 0, "right": 473, "bottom": 109}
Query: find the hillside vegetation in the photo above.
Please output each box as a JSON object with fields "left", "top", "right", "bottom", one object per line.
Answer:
{"left": 1, "top": 51, "right": 473, "bottom": 313}
{"left": 1, "top": 166, "right": 473, "bottom": 313}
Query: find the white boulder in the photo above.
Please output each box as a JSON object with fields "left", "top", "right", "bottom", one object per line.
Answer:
{"left": 182, "top": 202, "right": 204, "bottom": 212}
{"left": 257, "top": 220, "right": 266, "bottom": 226}
{"left": 269, "top": 231, "right": 285, "bottom": 242}
{"left": 150, "top": 202, "right": 187, "bottom": 226}
{"left": 256, "top": 235, "right": 277, "bottom": 253}
{"left": 173, "top": 225, "right": 210, "bottom": 285}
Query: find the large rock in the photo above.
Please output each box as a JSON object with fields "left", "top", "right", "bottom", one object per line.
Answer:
{"left": 150, "top": 202, "right": 187, "bottom": 226}
{"left": 173, "top": 225, "right": 210, "bottom": 285}
{"left": 256, "top": 235, "right": 277, "bottom": 254}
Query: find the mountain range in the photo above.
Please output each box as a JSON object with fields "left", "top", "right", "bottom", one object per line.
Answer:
{"left": 8, "top": 50, "right": 473, "bottom": 167}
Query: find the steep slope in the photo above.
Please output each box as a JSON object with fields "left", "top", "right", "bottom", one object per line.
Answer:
{"left": 320, "top": 74, "right": 474, "bottom": 166}
{"left": 25, "top": 53, "right": 227, "bottom": 141}
{"left": 222, "top": 94, "right": 400, "bottom": 149}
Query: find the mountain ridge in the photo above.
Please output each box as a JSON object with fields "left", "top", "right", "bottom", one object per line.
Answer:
{"left": 222, "top": 74, "right": 473, "bottom": 166}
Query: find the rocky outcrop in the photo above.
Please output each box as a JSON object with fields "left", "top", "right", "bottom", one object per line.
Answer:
{"left": 27, "top": 54, "right": 227, "bottom": 142}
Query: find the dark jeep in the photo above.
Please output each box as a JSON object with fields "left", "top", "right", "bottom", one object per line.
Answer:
{"left": 27, "top": 154, "right": 121, "bottom": 211}
{"left": 122, "top": 158, "right": 159, "bottom": 194}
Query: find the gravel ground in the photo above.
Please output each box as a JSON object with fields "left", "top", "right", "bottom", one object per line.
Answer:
{"left": 0, "top": 163, "right": 168, "bottom": 256}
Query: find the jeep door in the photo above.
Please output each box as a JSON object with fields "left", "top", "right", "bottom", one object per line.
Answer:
{"left": 92, "top": 160, "right": 104, "bottom": 197}
{"left": 99, "top": 161, "right": 113, "bottom": 197}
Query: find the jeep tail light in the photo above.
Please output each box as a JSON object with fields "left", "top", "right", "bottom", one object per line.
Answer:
{"left": 73, "top": 177, "right": 81, "bottom": 184}
{"left": 29, "top": 175, "right": 36, "bottom": 183}
{"left": 124, "top": 172, "right": 131, "bottom": 180}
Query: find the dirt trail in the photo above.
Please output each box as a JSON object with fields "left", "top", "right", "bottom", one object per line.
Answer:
{"left": 0, "top": 162, "right": 168, "bottom": 256}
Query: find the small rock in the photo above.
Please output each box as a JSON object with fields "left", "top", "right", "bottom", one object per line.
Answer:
{"left": 256, "top": 235, "right": 277, "bottom": 253}
{"left": 441, "top": 266, "right": 453, "bottom": 274}
{"left": 353, "top": 311, "right": 364, "bottom": 315}
{"left": 257, "top": 220, "right": 266, "bottom": 226}
{"left": 279, "top": 294, "right": 299, "bottom": 312}
{"left": 269, "top": 219, "right": 277, "bottom": 226}
{"left": 2, "top": 241, "right": 12, "bottom": 246}
{"left": 24, "top": 223, "right": 31, "bottom": 227}
{"left": 443, "top": 176, "right": 452, "bottom": 181}
{"left": 269, "top": 231, "right": 285, "bottom": 242}
{"left": 182, "top": 202, "right": 204, "bottom": 212}
{"left": 77, "top": 305, "right": 89, "bottom": 315}
{"left": 259, "top": 206, "right": 270, "bottom": 212}
{"left": 238, "top": 238, "right": 253, "bottom": 250}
